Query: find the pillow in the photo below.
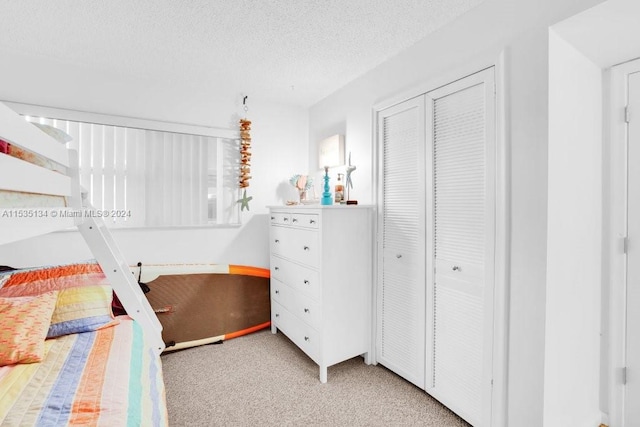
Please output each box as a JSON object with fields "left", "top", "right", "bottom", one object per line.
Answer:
{"left": 0, "top": 262, "right": 107, "bottom": 297}
{"left": 0, "top": 291, "right": 58, "bottom": 366}
{"left": 47, "top": 285, "right": 119, "bottom": 338}
{"left": 31, "top": 123, "right": 73, "bottom": 144}
{"left": 0, "top": 272, "right": 9, "bottom": 290}
{"left": 0, "top": 263, "right": 120, "bottom": 337}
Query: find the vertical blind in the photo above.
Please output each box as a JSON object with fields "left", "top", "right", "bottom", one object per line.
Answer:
{"left": 25, "top": 116, "right": 240, "bottom": 227}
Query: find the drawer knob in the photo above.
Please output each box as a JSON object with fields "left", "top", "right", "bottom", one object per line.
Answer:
{"left": 303, "top": 246, "right": 310, "bottom": 251}
{"left": 274, "top": 239, "right": 280, "bottom": 243}
{"left": 304, "top": 336, "right": 310, "bottom": 342}
{"left": 275, "top": 290, "right": 280, "bottom": 294}
{"left": 452, "top": 266, "right": 460, "bottom": 271}
{"left": 270, "top": 216, "right": 275, "bottom": 220}
{"left": 303, "top": 280, "right": 309, "bottom": 285}
{"left": 396, "top": 254, "right": 402, "bottom": 259}
{"left": 304, "top": 308, "right": 310, "bottom": 313}
{"left": 309, "top": 219, "right": 315, "bottom": 224}
{"left": 274, "top": 266, "right": 280, "bottom": 271}
{"left": 284, "top": 218, "right": 289, "bottom": 222}
{"left": 275, "top": 313, "right": 279, "bottom": 318}
{"left": 292, "top": 218, "right": 298, "bottom": 223}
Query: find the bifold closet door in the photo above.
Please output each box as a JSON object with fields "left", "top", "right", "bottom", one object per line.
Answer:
{"left": 425, "top": 68, "right": 495, "bottom": 427}
{"left": 377, "top": 96, "right": 426, "bottom": 389}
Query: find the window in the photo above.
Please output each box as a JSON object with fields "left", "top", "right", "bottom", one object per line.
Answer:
{"left": 24, "top": 115, "right": 241, "bottom": 227}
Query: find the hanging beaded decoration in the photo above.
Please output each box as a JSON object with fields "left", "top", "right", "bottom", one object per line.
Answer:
{"left": 236, "top": 96, "right": 253, "bottom": 211}
{"left": 239, "top": 97, "right": 252, "bottom": 189}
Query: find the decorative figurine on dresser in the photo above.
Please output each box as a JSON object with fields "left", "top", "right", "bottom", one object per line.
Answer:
{"left": 268, "top": 204, "right": 374, "bottom": 383}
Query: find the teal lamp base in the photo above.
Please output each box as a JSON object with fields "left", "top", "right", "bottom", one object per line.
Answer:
{"left": 321, "top": 166, "right": 332, "bottom": 205}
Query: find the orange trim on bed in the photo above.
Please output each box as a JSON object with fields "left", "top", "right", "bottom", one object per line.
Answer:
{"left": 68, "top": 326, "right": 115, "bottom": 426}
{"left": 228, "top": 265, "right": 270, "bottom": 278}
{"left": 224, "top": 321, "right": 271, "bottom": 340}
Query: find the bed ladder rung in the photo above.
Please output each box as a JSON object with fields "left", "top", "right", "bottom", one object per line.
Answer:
{"left": 78, "top": 214, "right": 164, "bottom": 355}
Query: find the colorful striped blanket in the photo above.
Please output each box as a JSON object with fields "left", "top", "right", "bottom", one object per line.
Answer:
{"left": 0, "top": 317, "right": 168, "bottom": 426}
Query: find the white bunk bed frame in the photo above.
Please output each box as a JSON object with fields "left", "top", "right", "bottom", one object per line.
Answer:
{"left": 0, "top": 101, "right": 164, "bottom": 355}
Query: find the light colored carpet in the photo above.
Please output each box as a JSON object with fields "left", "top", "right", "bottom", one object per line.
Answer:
{"left": 161, "top": 329, "right": 470, "bottom": 426}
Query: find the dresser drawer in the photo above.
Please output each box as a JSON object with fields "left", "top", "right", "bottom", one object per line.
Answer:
{"left": 270, "top": 226, "right": 319, "bottom": 267}
{"left": 271, "top": 278, "right": 321, "bottom": 330}
{"left": 270, "top": 256, "right": 320, "bottom": 301}
{"left": 290, "top": 213, "right": 319, "bottom": 229}
{"left": 270, "top": 277, "right": 288, "bottom": 306}
{"left": 288, "top": 288, "right": 322, "bottom": 330}
{"left": 269, "top": 212, "right": 291, "bottom": 225}
{"left": 272, "top": 301, "right": 320, "bottom": 362}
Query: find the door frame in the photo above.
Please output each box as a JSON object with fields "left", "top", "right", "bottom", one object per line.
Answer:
{"left": 372, "top": 50, "right": 509, "bottom": 427}
{"left": 606, "top": 57, "right": 640, "bottom": 427}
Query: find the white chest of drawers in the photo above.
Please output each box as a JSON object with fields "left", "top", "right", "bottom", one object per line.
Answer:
{"left": 268, "top": 205, "right": 374, "bottom": 383}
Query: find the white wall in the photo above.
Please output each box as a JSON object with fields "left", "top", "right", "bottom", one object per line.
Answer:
{"left": 0, "top": 51, "right": 309, "bottom": 269}
{"left": 307, "top": 0, "right": 605, "bottom": 425}
{"left": 547, "top": 1, "right": 640, "bottom": 424}
{"left": 544, "top": 29, "right": 603, "bottom": 427}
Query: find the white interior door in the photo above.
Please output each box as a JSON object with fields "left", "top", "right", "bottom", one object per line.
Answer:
{"left": 425, "top": 68, "right": 495, "bottom": 427}
{"left": 625, "top": 70, "right": 640, "bottom": 427}
{"left": 377, "top": 96, "right": 426, "bottom": 389}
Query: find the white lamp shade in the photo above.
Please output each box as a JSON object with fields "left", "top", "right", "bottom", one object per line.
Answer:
{"left": 318, "top": 134, "right": 345, "bottom": 169}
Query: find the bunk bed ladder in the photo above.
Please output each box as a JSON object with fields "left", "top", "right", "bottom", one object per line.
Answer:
{"left": 78, "top": 216, "right": 165, "bottom": 355}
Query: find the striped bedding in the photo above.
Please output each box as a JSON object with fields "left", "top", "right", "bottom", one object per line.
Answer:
{"left": 0, "top": 317, "right": 168, "bottom": 427}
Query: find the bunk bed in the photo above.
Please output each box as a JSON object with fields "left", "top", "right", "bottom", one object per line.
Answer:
{"left": 0, "top": 102, "right": 168, "bottom": 425}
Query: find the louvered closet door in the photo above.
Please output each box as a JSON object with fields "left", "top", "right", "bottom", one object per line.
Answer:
{"left": 425, "top": 68, "right": 495, "bottom": 427}
{"left": 377, "top": 96, "right": 426, "bottom": 389}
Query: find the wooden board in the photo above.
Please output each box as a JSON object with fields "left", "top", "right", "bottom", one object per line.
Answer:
{"left": 140, "top": 264, "right": 270, "bottom": 352}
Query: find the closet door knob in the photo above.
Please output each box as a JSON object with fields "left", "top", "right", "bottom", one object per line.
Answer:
{"left": 304, "top": 308, "right": 310, "bottom": 313}
{"left": 275, "top": 313, "right": 280, "bottom": 318}
{"left": 304, "top": 336, "right": 310, "bottom": 342}
{"left": 303, "top": 280, "right": 309, "bottom": 285}
{"left": 303, "top": 246, "right": 310, "bottom": 251}
{"left": 275, "top": 290, "right": 280, "bottom": 294}
{"left": 396, "top": 254, "right": 402, "bottom": 259}
{"left": 274, "top": 239, "right": 280, "bottom": 243}
{"left": 274, "top": 266, "right": 280, "bottom": 271}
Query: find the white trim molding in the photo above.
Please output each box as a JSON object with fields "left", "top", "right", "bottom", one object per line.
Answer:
{"left": 606, "top": 57, "right": 640, "bottom": 427}
{"left": 2, "top": 100, "right": 239, "bottom": 140}
{"left": 492, "top": 49, "right": 510, "bottom": 427}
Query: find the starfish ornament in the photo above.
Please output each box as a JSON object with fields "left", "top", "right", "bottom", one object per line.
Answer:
{"left": 237, "top": 190, "right": 253, "bottom": 211}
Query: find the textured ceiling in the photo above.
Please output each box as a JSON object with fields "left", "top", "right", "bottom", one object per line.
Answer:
{"left": 0, "top": 0, "right": 484, "bottom": 107}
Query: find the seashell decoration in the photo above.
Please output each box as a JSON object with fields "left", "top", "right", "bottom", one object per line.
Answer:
{"left": 239, "top": 118, "right": 252, "bottom": 188}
